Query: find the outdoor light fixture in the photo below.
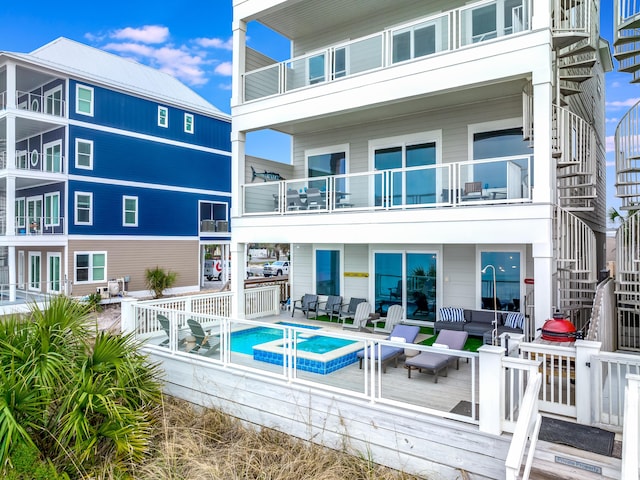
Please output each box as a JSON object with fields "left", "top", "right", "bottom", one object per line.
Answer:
{"left": 481, "top": 264, "right": 498, "bottom": 346}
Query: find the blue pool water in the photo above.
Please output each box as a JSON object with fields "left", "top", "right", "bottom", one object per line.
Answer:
{"left": 230, "top": 322, "right": 321, "bottom": 355}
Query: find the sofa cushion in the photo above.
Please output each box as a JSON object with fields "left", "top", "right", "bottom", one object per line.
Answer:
{"left": 504, "top": 312, "right": 525, "bottom": 329}
{"left": 469, "top": 309, "right": 501, "bottom": 325}
{"left": 439, "top": 307, "right": 465, "bottom": 322}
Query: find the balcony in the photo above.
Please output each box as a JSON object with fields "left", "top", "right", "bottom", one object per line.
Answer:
{"left": 1, "top": 151, "right": 65, "bottom": 174}
{"left": 15, "top": 90, "right": 66, "bottom": 117}
{"left": 242, "top": 155, "right": 533, "bottom": 216}
{"left": 0, "top": 216, "right": 65, "bottom": 236}
{"left": 242, "top": 0, "right": 533, "bottom": 103}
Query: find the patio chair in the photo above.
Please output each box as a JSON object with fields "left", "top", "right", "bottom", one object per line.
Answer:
{"left": 157, "top": 314, "right": 186, "bottom": 349}
{"left": 317, "top": 295, "right": 343, "bottom": 322}
{"left": 338, "top": 297, "right": 366, "bottom": 324}
{"left": 305, "top": 187, "right": 324, "bottom": 210}
{"left": 342, "top": 301, "right": 372, "bottom": 331}
{"left": 357, "top": 324, "right": 420, "bottom": 373}
{"left": 373, "top": 304, "right": 404, "bottom": 334}
{"left": 291, "top": 294, "right": 319, "bottom": 318}
{"left": 186, "top": 319, "right": 221, "bottom": 357}
{"left": 286, "top": 188, "right": 307, "bottom": 211}
{"left": 405, "top": 329, "right": 468, "bottom": 383}
{"left": 461, "top": 181, "right": 482, "bottom": 201}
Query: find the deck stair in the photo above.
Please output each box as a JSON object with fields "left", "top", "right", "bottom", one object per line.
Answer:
{"left": 614, "top": 0, "right": 640, "bottom": 82}
{"left": 615, "top": 212, "right": 640, "bottom": 351}
{"left": 529, "top": 440, "right": 621, "bottom": 479}
{"left": 551, "top": 0, "right": 595, "bottom": 50}
{"left": 614, "top": 102, "right": 640, "bottom": 210}
{"left": 554, "top": 206, "right": 597, "bottom": 329}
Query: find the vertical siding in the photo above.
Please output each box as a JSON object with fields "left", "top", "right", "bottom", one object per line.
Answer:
{"left": 67, "top": 239, "right": 199, "bottom": 296}
{"left": 13, "top": 247, "right": 65, "bottom": 293}
{"left": 442, "top": 245, "right": 479, "bottom": 309}
{"left": 343, "top": 244, "right": 369, "bottom": 301}
{"left": 290, "top": 243, "right": 313, "bottom": 302}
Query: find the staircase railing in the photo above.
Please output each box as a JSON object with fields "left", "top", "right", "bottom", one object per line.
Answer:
{"left": 615, "top": 102, "right": 640, "bottom": 210}
{"left": 615, "top": 212, "right": 640, "bottom": 351}
{"left": 552, "top": 0, "right": 591, "bottom": 34}
{"left": 621, "top": 374, "right": 640, "bottom": 479}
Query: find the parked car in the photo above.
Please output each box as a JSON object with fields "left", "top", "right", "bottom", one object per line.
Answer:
{"left": 204, "top": 259, "right": 223, "bottom": 281}
{"left": 263, "top": 260, "right": 290, "bottom": 277}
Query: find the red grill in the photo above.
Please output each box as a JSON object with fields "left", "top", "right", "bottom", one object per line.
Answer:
{"left": 541, "top": 311, "right": 577, "bottom": 342}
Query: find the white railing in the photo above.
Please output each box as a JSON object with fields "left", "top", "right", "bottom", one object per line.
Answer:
{"left": 14, "top": 216, "right": 65, "bottom": 235}
{"left": 616, "top": 0, "right": 640, "bottom": 26}
{"left": 16, "top": 90, "right": 65, "bottom": 117}
{"left": 586, "top": 278, "right": 617, "bottom": 352}
{"left": 593, "top": 352, "right": 640, "bottom": 428}
{"left": 615, "top": 102, "right": 640, "bottom": 210}
{"left": 505, "top": 369, "right": 542, "bottom": 480}
{"left": 552, "top": 0, "right": 592, "bottom": 34}
{"left": 243, "top": 155, "right": 533, "bottom": 216}
{"left": 621, "top": 374, "right": 640, "bottom": 479}
{"left": 243, "top": 0, "right": 532, "bottom": 102}
{"left": 0, "top": 90, "right": 6, "bottom": 110}
{"left": 519, "top": 341, "right": 577, "bottom": 417}
{"left": 553, "top": 105, "right": 595, "bottom": 171}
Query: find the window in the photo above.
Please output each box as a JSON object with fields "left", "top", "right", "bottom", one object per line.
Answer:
{"left": 16, "top": 150, "right": 27, "bottom": 169}
{"left": 27, "top": 196, "right": 42, "bottom": 233}
{"left": 461, "top": 0, "right": 528, "bottom": 46}
{"left": 29, "top": 252, "right": 41, "bottom": 291}
{"left": 44, "top": 141, "right": 62, "bottom": 173}
{"left": 30, "top": 149, "right": 39, "bottom": 167}
{"left": 75, "top": 252, "right": 106, "bottom": 283}
{"left": 48, "top": 253, "right": 61, "bottom": 293}
{"left": 184, "top": 113, "right": 194, "bottom": 133}
{"left": 15, "top": 198, "right": 25, "bottom": 229}
{"left": 391, "top": 15, "right": 447, "bottom": 64}
{"left": 158, "top": 106, "right": 168, "bottom": 127}
{"left": 76, "top": 139, "right": 93, "bottom": 169}
{"left": 306, "top": 146, "right": 347, "bottom": 192}
{"left": 76, "top": 85, "right": 94, "bottom": 116}
{"left": 315, "top": 249, "right": 340, "bottom": 296}
{"left": 44, "top": 86, "right": 63, "bottom": 116}
{"left": 308, "top": 53, "right": 326, "bottom": 85}
{"left": 75, "top": 192, "right": 92, "bottom": 225}
{"left": 44, "top": 192, "right": 60, "bottom": 227}
{"left": 371, "top": 133, "right": 439, "bottom": 206}
{"left": 479, "top": 251, "right": 522, "bottom": 312}
{"left": 123, "top": 196, "right": 138, "bottom": 226}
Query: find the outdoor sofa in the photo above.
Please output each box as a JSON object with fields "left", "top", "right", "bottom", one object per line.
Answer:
{"left": 434, "top": 307, "right": 525, "bottom": 338}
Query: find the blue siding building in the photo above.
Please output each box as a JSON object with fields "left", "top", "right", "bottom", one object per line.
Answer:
{"left": 0, "top": 37, "right": 231, "bottom": 301}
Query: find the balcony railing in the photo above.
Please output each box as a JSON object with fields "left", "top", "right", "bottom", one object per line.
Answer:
{"left": 1, "top": 150, "right": 65, "bottom": 173}
{"left": 242, "top": 155, "right": 533, "bottom": 216}
{"left": 242, "top": 0, "right": 532, "bottom": 103}
{"left": 0, "top": 91, "right": 6, "bottom": 110}
{"left": 14, "top": 216, "right": 65, "bottom": 235}
{"left": 16, "top": 90, "right": 65, "bottom": 117}
{"left": 200, "top": 219, "right": 229, "bottom": 233}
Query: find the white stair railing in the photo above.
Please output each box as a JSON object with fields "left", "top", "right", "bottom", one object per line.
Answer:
{"left": 615, "top": 102, "right": 640, "bottom": 210}
{"left": 621, "top": 374, "right": 640, "bottom": 479}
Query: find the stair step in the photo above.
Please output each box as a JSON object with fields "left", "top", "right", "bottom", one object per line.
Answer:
{"left": 617, "top": 15, "right": 640, "bottom": 32}
{"left": 557, "top": 37, "right": 594, "bottom": 57}
{"left": 613, "top": 46, "right": 640, "bottom": 61}
{"left": 619, "top": 61, "right": 640, "bottom": 74}
{"left": 530, "top": 440, "right": 621, "bottom": 480}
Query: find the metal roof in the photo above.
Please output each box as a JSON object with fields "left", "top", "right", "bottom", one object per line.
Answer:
{"left": 4, "top": 37, "right": 227, "bottom": 118}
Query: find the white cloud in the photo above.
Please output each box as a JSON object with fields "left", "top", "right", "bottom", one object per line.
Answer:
{"left": 606, "top": 135, "right": 615, "bottom": 153}
{"left": 606, "top": 98, "right": 640, "bottom": 109}
{"left": 214, "top": 61, "right": 233, "bottom": 76}
{"left": 218, "top": 82, "right": 232, "bottom": 91}
{"left": 606, "top": 161, "right": 616, "bottom": 167}
{"left": 610, "top": 81, "right": 621, "bottom": 88}
{"left": 606, "top": 117, "right": 618, "bottom": 123}
{"left": 112, "top": 25, "right": 169, "bottom": 44}
{"left": 195, "top": 37, "right": 233, "bottom": 51}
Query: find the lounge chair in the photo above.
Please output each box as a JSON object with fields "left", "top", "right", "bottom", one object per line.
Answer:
{"left": 157, "top": 314, "right": 186, "bottom": 349}
{"left": 342, "top": 302, "right": 372, "bottom": 331}
{"left": 357, "top": 324, "right": 420, "bottom": 373}
{"left": 305, "top": 187, "right": 324, "bottom": 210}
{"left": 373, "top": 304, "right": 404, "bottom": 334}
{"left": 186, "top": 319, "right": 221, "bottom": 357}
{"left": 286, "top": 188, "right": 307, "bottom": 211}
{"left": 405, "top": 330, "right": 468, "bottom": 383}
{"left": 338, "top": 297, "right": 366, "bottom": 324}
{"left": 291, "top": 294, "right": 319, "bottom": 318}
{"left": 317, "top": 295, "right": 343, "bottom": 322}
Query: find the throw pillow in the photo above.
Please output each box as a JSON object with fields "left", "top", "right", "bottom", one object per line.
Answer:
{"left": 390, "top": 336, "right": 406, "bottom": 343}
{"left": 505, "top": 312, "right": 525, "bottom": 329}
{"left": 439, "top": 307, "right": 466, "bottom": 322}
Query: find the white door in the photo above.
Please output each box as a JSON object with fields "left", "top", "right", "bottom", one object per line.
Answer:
{"left": 29, "top": 252, "right": 41, "bottom": 291}
{"left": 48, "top": 253, "right": 61, "bottom": 293}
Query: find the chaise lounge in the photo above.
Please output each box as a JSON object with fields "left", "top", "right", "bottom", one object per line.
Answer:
{"left": 357, "top": 324, "right": 420, "bottom": 373}
{"left": 405, "top": 329, "right": 468, "bottom": 383}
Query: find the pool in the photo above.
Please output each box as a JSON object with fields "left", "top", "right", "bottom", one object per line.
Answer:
{"left": 231, "top": 322, "right": 362, "bottom": 375}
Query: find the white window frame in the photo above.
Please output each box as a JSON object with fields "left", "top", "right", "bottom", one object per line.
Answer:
{"left": 28, "top": 252, "right": 41, "bottom": 292}
{"left": 17, "top": 250, "right": 25, "bottom": 289}
{"left": 47, "top": 252, "right": 62, "bottom": 293}
{"left": 184, "top": 113, "right": 194, "bottom": 134}
{"left": 15, "top": 197, "right": 25, "bottom": 229}
{"left": 158, "top": 106, "right": 169, "bottom": 127}
{"left": 44, "top": 85, "right": 63, "bottom": 116}
{"left": 312, "top": 244, "right": 344, "bottom": 297}
{"left": 44, "top": 192, "right": 61, "bottom": 227}
{"left": 74, "top": 251, "right": 107, "bottom": 284}
{"left": 74, "top": 191, "right": 93, "bottom": 226}
{"left": 75, "top": 138, "right": 94, "bottom": 170}
{"left": 476, "top": 245, "right": 525, "bottom": 311}
{"left": 30, "top": 149, "right": 39, "bottom": 168}
{"left": 27, "top": 195, "right": 43, "bottom": 233}
{"left": 123, "top": 195, "right": 138, "bottom": 227}
{"left": 16, "top": 150, "right": 28, "bottom": 169}
{"left": 43, "top": 139, "right": 62, "bottom": 173}
{"left": 76, "top": 84, "right": 94, "bottom": 116}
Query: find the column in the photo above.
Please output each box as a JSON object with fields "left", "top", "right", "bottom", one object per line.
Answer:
{"left": 230, "top": 241, "right": 246, "bottom": 318}
{"left": 531, "top": 74, "right": 554, "bottom": 205}
{"left": 532, "top": 245, "right": 553, "bottom": 334}
{"left": 8, "top": 246, "right": 16, "bottom": 302}
{"left": 231, "top": 18, "right": 247, "bottom": 108}
{"left": 120, "top": 297, "right": 139, "bottom": 334}
{"left": 574, "top": 339, "right": 601, "bottom": 425}
{"left": 478, "top": 345, "right": 505, "bottom": 435}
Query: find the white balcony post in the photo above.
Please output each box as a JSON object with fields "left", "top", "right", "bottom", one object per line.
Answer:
{"left": 230, "top": 241, "right": 246, "bottom": 318}
{"left": 120, "top": 297, "right": 139, "bottom": 334}
{"left": 532, "top": 0, "right": 551, "bottom": 30}
{"left": 8, "top": 246, "right": 16, "bottom": 302}
{"left": 532, "top": 77, "right": 554, "bottom": 204}
{"left": 479, "top": 344, "right": 505, "bottom": 435}
{"left": 6, "top": 62, "right": 16, "bottom": 109}
{"left": 575, "top": 339, "right": 601, "bottom": 425}
{"left": 231, "top": 18, "right": 247, "bottom": 107}
{"left": 532, "top": 242, "right": 553, "bottom": 332}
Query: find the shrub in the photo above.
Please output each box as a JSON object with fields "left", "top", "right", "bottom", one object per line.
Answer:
{"left": 145, "top": 266, "right": 178, "bottom": 299}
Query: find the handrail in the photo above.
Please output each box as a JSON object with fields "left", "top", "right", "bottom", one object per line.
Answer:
{"left": 15, "top": 90, "right": 66, "bottom": 117}
{"left": 242, "top": 0, "right": 533, "bottom": 102}
{"left": 505, "top": 371, "right": 543, "bottom": 480}
{"left": 621, "top": 374, "right": 640, "bottom": 479}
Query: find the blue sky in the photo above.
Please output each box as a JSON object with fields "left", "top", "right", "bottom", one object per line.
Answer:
{"left": 0, "top": 1, "right": 630, "bottom": 226}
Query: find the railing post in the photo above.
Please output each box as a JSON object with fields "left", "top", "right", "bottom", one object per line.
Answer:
{"left": 574, "top": 339, "right": 601, "bottom": 425}
{"left": 479, "top": 344, "right": 505, "bottom": 435}
{"left": 120, "top": 297, "right": 139, "bottom": 334}
{"left": 622, "top": 373, "right": 640, "bottom": 479}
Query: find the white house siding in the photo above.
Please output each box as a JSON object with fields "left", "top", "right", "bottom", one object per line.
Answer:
{"left": 292, "top": 95, "right": 523, "bottom": 176}
{"left": 343, "top": 244, "right": 369, "bottom": 301}
{"left": 290, "top": 243, "right": 313, "bottom": 303}
{"left": 67, "top": 239, "right": 199, "bottom": 296}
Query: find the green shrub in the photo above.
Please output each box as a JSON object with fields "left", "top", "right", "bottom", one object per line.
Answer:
{"left": 145, "top": 266, "right": 178, "bottom": 299}
{"left": 6, "top": 443, "right": 68, "bottom": 480}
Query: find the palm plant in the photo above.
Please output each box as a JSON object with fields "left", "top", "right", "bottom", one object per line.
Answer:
{"left": 145, "top": 266, "right": 178, "bottom": 299}
{"left": 0, "top": 296, "right": 163, "bottom": 477}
